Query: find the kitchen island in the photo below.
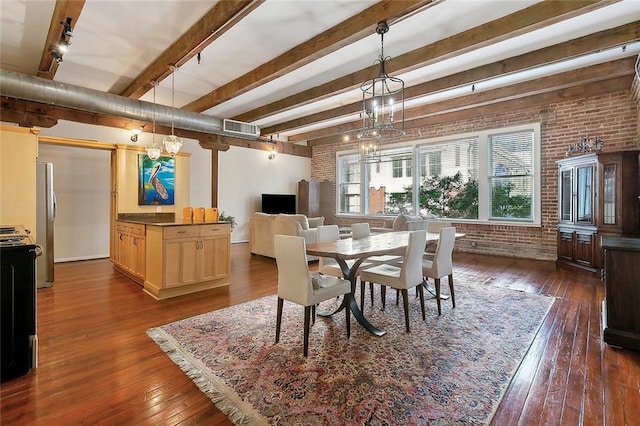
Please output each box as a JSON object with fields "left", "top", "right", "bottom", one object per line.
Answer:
{"left": 114, "top": 214, "right": 231, "bottom": 300}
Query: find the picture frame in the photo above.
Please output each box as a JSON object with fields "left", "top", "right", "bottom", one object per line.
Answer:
{"left": 138, "top": 155, "right": 175, "bottom": 205}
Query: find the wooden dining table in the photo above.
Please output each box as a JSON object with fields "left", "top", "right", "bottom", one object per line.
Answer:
{"left": 306, "top": 230, "right": 464, "bottom": 336}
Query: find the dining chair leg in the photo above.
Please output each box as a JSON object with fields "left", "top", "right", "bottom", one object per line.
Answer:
{"left": 396, "top": 289, "right": 400, "bottom": 306}
{"left": 345, "top": 292, "right": 351, "bottom": 338}
{"left": 448, "top": 274, "right": 455, "bottom": 308}
{"left": 304, "top": 306, "right": 311, "bottom": 357}
{"left": 369, "top": 282, "right": 374, "bottom": 307}
{"left": 312, "top": 304, "right": 316, "bottom": 324}
{"left": 401, "top": 289, "right": 410, "bottom": 332}
{"left": 276, "top": 297, "right": 284, "bottom": 343}
{"left": 417, "top": 284, "right": 426, "bottom": 320}
{"left": 381, "top": 285, "right": 387, "bottom": 310}
{"left": 360, "top": 281, "right": 366, "bottom": 312}
{"left": 435, "top": 278, "right": 442, "bottom": 316}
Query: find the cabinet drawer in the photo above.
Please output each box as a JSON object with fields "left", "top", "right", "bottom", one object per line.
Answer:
{"left": 163, "top": 226, "right": 199, "bottom": 240}
{"left": 116, "top": 222, "right": 129, "bottom": 233}
{"left": 200, "top": 224, "right": 230, "bottom": 237}
{"left": 129, "top": 223, "right": 145, "bottom": 236}
{"left": 116, "top": 222, "right": 146, "bottom": 236}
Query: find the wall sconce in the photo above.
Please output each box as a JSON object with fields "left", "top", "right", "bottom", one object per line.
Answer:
{"left": 130, "top": 128, "right": 141, "bottom": 142}
{"left": 267, "top": 136, "right": 277, "bottom": 160}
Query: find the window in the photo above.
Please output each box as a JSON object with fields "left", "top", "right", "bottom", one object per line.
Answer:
{"left": 392, "top": 158, "right": 403, "bottom": 178}
{"left": 420, "top": 151, "right": 442, "bottom": 177}
{"left": 488, "top": 130, "right": 534, "bottom": 221}
{"left": 336, "top": 123, "right": 541, "bottom": 225}
{"left": 418, "top": 139, "right": 478, "bottom": 219}
{"left": 337, "top": 153, "right": 361, "bottom": 213}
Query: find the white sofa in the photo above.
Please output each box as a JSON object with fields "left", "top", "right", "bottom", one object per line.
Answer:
{"left": 249, "top": 212, "right": 324, "bottom": 260}
{"left": 371, "top": 213, "right": 432, "bottom": 233}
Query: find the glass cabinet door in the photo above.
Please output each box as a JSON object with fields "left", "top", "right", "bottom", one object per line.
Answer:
{"left": 560, "top": 169, "right": 572, "bottom": 222}
{"left": 576, "top": 164, "right": 594, "bottom": 224}
{"left": 602, "top": 164, "right": 616, "bottom": 225}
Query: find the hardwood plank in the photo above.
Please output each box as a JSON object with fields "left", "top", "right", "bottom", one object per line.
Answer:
{"left": 2, "top": 243, "right": 639, "bottom": 424}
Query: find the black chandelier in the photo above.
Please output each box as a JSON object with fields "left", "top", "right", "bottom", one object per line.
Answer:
{"left": 357, "top": 22, "right": 405, "bottom": 163}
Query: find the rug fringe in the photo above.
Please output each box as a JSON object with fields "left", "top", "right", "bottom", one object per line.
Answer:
{"left": 147, "top": 328, "right": 268, "bottom": 426}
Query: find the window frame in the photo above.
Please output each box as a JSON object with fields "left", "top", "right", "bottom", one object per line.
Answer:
{"left": 335, "top": 122, "right": 541, "bottom": 226}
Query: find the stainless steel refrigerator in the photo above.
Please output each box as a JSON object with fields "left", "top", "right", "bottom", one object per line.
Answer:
{"left": 36, "top": 162, "right": 55, "bottom": 288}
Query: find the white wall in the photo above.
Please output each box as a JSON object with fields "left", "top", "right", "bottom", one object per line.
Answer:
{"left": 219, "top": 146, "right": 310, "bottom": 242}
{"left": 38, "top": 120, "right": 311, "bottom": 254}
{"left": 37, "top": 144, "right": 111, "bottom": 262}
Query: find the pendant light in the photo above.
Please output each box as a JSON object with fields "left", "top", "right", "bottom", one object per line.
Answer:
{"left": 146, "top": 81, "right": 161, "bottom": 161}
{"left": 358, "top": 22, "right": 405, "bottom": 163}
{"left": 163, "top": 65, "right": 183, "bottom": 156}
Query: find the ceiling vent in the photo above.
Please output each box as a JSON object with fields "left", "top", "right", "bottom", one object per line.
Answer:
{"left": 223, "top": 119, "right": 260, "bottom": 138}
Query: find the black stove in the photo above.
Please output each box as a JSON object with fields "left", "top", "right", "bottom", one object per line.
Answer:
{"left": 1, "top": 224, "right": 40, "bottom": 382}
{"left": 0, "top": 225, "right": 36, "bottom": 248}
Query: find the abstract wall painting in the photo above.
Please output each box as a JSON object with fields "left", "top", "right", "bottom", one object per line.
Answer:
{"left": 138, "top": 155, "right": 175, "bottom": 205}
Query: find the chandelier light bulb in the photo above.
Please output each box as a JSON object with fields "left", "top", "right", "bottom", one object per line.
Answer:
{"left": 146, "top": 144, "right": 161, "bottom": 161}
{"left": 163, "top": 134, "right": 182, "bottom": 157}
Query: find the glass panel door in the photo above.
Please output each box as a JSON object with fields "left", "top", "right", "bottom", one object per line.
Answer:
{"left": 603, "top": 164, "right": 616, "bottom": 225}
{"left": 560, "top": 169, "right": 572, "bottom": 222}
{"left": 576, "top": 165, "right": 593, "bottom": 223}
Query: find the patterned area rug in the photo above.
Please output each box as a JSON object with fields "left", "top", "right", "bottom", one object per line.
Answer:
{"left": 148, "top": 280, "right": 554, "bottom": 425}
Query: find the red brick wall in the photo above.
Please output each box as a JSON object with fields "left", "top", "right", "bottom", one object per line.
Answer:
{"left": 311, "top": 89, "right": 639, "bottom": 261}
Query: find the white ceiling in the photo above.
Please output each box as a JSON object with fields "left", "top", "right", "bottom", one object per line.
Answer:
{"left": 1, "top": 0, "right": 639, "bottom": 145}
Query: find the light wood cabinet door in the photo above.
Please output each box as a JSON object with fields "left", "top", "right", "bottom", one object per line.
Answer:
{"left": 164, "top": 238, "right": 199, "bottom": 288}
{"left": 200, "top": 234, "right": 230, "bottom": 282}
{"left": 131, "top": 235, "right": 145, "bottom": 279}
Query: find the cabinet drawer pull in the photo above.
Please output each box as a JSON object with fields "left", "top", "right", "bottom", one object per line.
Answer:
{"left": 177, "top": 230, "right": 186, "bottom": 234}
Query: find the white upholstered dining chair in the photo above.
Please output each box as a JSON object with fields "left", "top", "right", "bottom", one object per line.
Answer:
{"left": 316, "top": 225, "right": 373, "bottom": 279}
{"left": 351, "top": 222, "right": 404, "bottom": 307}
{"left": 359, "top": 230, "right": 427, "bottom": 332}
{"left": 422, "top": 226, "right": 456, "bottom": 315}
{"left": 274, "top": 234, "right": 351, "bottom": 357}
{"left": 425, "top": 220, "right": 452, "bottom": 258}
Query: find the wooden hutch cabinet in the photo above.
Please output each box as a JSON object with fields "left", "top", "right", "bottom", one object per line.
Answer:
{"left": 556, "top": 150, "right": 640, "bottom": 272}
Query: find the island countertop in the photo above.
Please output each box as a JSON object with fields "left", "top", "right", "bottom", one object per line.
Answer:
{"left": 120, "top": 218, "right": 231, "bottom": 227}
{"left": 116, "top": 213, "right": 230, "bottom": 227}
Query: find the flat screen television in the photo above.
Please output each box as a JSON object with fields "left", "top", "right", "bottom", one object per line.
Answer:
{"left": 261, "top": 193, "right": 296, "bottom": 214}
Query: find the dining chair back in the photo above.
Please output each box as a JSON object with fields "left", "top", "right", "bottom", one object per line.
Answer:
{"left": 422, "top": 226, "right": 456, "bottom": 315}
{"left": 425, "top": 220, "right": 452, "bottom": 257}
{"left": 359, "top": 230, "right": 427, "bottom": 332}
{"left": 316, "top": 225, "right": 341, "bottom": 276}
{"left": 316, "top": 224, "right": 374, "bottom": 281}
{"left": 351, "top": 222, "right": 371, "bottom": 239}
{"left": 274, "top": 234, "right": 351, "bottom": 356}
{"left": 350, "top": 222, "right": 403, "bottom": 307}
{"left": 427, "top": 220, "right": 453, "bottom": 233}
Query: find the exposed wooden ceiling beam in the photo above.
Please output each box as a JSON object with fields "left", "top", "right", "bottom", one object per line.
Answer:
{"left": 119, "top": 0, "right": 264, "bottom": 99}
{"left": 308, "top": 75, "right": 633, "bottom": 147}
{"left": 234, "top": 0, "right": 615, "bottom": 124}
{"left": 183, "top": 0, "right": 435, "bottom": 112}
{"left": 261, "top": 21, "right": 640, "bottom": 136}
{"left": 402, "top": 75, "right": 633, "bottom": 134}
{"left": 37, "top": 0, "right": 86, "bottom": 80}
{"left": 300, "top": 59, "right": 634, "bottom": 144}
{"left": 0, "top": 99, "right": 316, "bottom": 155}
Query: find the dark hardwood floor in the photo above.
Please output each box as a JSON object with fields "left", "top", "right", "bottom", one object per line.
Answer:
{"left": 1, "top": 243, "right": 638, "bottom": 425}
